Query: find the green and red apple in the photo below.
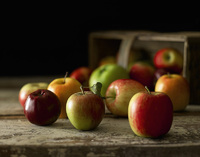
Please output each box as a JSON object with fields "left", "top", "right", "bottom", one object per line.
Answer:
{"left": 129, "top": 62, "right": 155, "bottom": 90}
{"left": 155, "top": 74, "right": 190, "bottom": 111}
{"left": 66, "top": 89, "right": 105, "bottom": 131}
{"left": 128, "top": 87, "right": 173, "bottom": 138}
{"left": 105, "top": 79, "right": 145, "bottom": 117}
{"left": 19, "top": 82, "right": 48, "bottom": 108}
{"left": 89, "top": 64, "right": 129, "bottom": 97}
{"left": 153, "top": 48, "right": 183, "bottom": 74}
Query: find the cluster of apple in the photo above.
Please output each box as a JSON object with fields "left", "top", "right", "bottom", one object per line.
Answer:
{"left": 18, "top": 47, "right": 190, "bottom": 138}
{"left": 19, "top": 69, "right": 105, "bottom": 130}
{"left": 88, "top": 63, "right": 189, "bottom": 137}
{"left": 87, "top": 48, "right": 189, "bottom": 137}
{"left": 129, "top": 48, "right": 184, "bottom": 91}
{"left": 127, "top": 48, "right": 189, "bottom": 112}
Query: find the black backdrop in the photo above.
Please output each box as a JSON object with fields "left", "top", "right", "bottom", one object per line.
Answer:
{"left": 1, "top": 5, "right": 200, "bottom": 76}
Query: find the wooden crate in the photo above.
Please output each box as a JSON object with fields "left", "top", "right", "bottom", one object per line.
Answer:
{"left": 88, "top": 31, "right": 200, "bottom": 104}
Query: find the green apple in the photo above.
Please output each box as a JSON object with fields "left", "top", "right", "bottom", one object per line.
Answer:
{"left": 66, "top": 90, "right": 105, "bottom": 131}
{"left": 89, "top": 64, "right": 129, "bottom": 97}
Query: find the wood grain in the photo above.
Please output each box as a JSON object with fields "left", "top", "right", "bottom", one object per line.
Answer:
{"left": 0, "top": 106, "right": 199, "bottom": 156}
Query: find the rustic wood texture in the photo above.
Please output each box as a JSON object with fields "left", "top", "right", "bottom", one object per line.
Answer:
{"left": 0, "top": 83, "right": 200, "bottom": 156}
{"left": 0, "top": 106, "right": 200, "bottom": 157}
{"left": 0, "top": 89, "right": 23, "bottom": 116}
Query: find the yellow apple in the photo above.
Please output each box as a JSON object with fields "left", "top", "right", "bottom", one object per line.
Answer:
{"left": 155, "top": 74, "right": 190, "bottom": 111}
{"left": 48, "top": 76, "right": 81, "bottom": 118}
{"left": 99, "top": 56, "right": 116, "bottom": 66}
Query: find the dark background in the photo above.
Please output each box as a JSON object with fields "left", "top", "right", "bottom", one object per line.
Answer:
{"left": 1, "top": 5, "right": 200, "bottom": 76}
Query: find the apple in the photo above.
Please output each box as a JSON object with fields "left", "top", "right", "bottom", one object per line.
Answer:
{"left": 128, "top": 87, "right": 173, "bottom": 138}
{"left": 19, "top": 82, "right": 48, "bottom": 108}
{"left": 66, "top": 89, "right": 105, "bottom": 131}
{"left": 105, "top": 79, "right": 145, "bottom": 117}
{"left": 99, "top": 56, "right": 116, "bottom": 66}
{"left": 153, "top": 48, "right": 183, "bottom": 74}
{"left": 153, "top": 68, "right": 169, "bottom": 85}
{"left": 154, "top": 68, "right": 168, "bottom": 81}
{"left": 24, "top": 89, "right": 61, "bottom": 126}
{"left": 155, "top": 74, "right": 190, "bottom": 111}
{"left": 116, "top": 49, "right": 150, "bottom": 70}
{"left": 129, "top": 62, "right": 155, "bottom": 90}
{"left": 47, "top": 74, "right": 81, "bottom": 118}
{"left": 70, "top": 67, "right": 92, "bottom": 87}
{"left": 89, "top": 64, "right": 129, "bottom": 97}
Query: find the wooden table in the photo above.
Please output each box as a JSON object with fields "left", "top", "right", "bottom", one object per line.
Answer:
{"left": 0, "top": 77, "right": 200, "bottom": 157}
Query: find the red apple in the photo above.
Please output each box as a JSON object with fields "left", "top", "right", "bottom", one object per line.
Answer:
{"left": 24, "top": 89, "right": 61, "bottom": 126}
{"left": 153, "top": 48, "right": 183, "bottom": 74}
{"left": 66, "top": 90, "right": 105, "bottom": 131}
{"left": 105, "top": 79, "right": 145, "bottom": 117}
{"left": 70, "top": 67, "right": 92, "bottom": 86}
{"left": 155, "top": 74, "right": 190, "bottom": 111}
{"left": 19, "top": 82, "right": 48, "bottom": 108}
{"left": 129, "top": 62, "right": 155, "bottom": 90}
{"left": 128, "top": 87, "right": 173, "bottom": 138}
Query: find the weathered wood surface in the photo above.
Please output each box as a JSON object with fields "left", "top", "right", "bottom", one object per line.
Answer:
{"left": 0, "top": 79, "right": 200, "bottom": 156}
{"left": 0, "top": 107, "right": 200, "bottom": 157}
{"left": 0, "top": 89, "right": 23, "bottom": 116}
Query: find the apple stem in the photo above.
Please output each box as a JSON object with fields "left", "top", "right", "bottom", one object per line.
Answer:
{"left": 40, "top": 90, "right": 45, "bottom": 96}
{"left": 80, "top": 86, "right": 85, "bottom": 95}
{"left": 64, "top": 72, "right": 68, "bottom": 83}
{"left": 145, "top": 86, "right": 151, "bottom": 94}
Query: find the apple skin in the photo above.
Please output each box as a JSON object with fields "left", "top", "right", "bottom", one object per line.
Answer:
{"left": 129, "top": 62, "right": 155, "bottom": 90}
{"left": 70, "top": 67, "right": 92, "bottom": 86}
{"left": 24, "top": 89, "right": 61, "bottom": 126}
{"left": 153, "top": 48, "right": 183, "bottom": 74}
{"left": 155, "top": 74, "right": 190, "bottom": 111}
{"left": 99, "top": 56, "right": 116, "bottom": 66}
{"left": 105, "top": 79, "right": 145, "bottom": 117}
{"left": 66, "top": 91, "right": 105, "bottom": 131}
{"left": 154, "top": 68, "right": 168, "bottom": 81}
{"left": 19, "top": 82, "right": 48, "bottom": 108}
{"left": 89, "top": 64, "right": 129, "bottom": 97}
{"left": 48, "top": 77, "right": 81, "bottom": 118}
{"left": 128, "top": 90, "right": 173, "bottom": 138}
{"left": 153, "top": 68, "right": 168, "bottom": 85}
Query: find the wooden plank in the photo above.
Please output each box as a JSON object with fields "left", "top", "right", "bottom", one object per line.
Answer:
{"left": 0, "top": 89, "right": 23, "bottom": 116}
{"left": 0, "top": 106, "right": 199, "bottom": 157}
{"left": 0, "top": 77, "right": 200, "bottom": 156}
